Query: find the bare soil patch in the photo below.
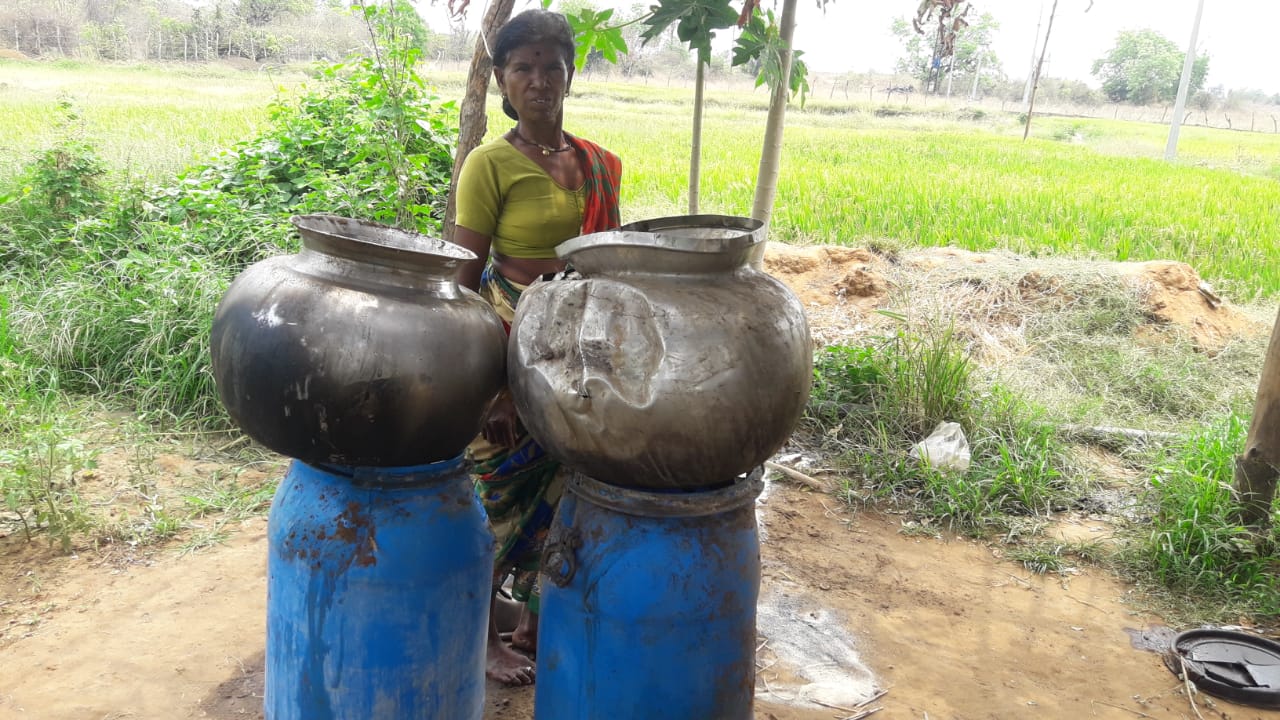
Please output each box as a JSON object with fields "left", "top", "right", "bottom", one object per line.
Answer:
{"left": 0, "top": 244, "right": 1276, "bottom": 719}
{"left": 5, "top": 482, "right": 1278, "bottom": 720}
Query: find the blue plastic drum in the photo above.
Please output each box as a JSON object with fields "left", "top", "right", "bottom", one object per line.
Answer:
{"left": 535, "top": 470, "right": 764, "bottom": 719}
{"left": 265, "top": 458, "right": 492, "bottom": 720}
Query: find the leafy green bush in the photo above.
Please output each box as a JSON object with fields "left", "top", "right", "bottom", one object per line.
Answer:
{"left": 0, "top": 98, "right": 109, "bottom": 269}
{"left": 0, "top": 421, "right": 96, "bottom": 553}
{"left": 0, "top": 2, "right": 459, "bottom": 427}
{"left": 149, "top": 3, "right": 456, "bottom": 266}
{"left": 153, "top": 57, "right": 456, "bottom": 246}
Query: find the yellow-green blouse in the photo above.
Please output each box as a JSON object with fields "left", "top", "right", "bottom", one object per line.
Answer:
{"left": 455, "top": 139, "right": 586, "bottom": 260}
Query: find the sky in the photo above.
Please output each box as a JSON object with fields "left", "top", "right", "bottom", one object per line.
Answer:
{"left": 419, "top": 0, "right": 1279, "bottom": 95}
{"left": 792, "top": 0, "right": 1274, "bottom": 94}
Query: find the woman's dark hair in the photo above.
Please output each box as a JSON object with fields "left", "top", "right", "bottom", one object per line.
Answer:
{"left": 493, "top": 9, "right": 575, "bottom": 120}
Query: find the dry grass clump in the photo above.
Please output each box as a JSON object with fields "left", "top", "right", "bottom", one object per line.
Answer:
{"left": 858, "top": 250, "right": 1267, "bottom": 432}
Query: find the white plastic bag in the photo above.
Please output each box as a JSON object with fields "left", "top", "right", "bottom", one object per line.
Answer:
{"left": 908, "top": 421, "right": 971, "bottom": 472}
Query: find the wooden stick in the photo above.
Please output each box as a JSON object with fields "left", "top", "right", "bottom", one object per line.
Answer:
{"left": 764, "top": 460, "right": 828, "bottom": 492}
{"left": 217, "top": 434, "right": 250, "bottom": 453}
{"left": 840, "top": 708, "right": 882, "bottom": 720}
{"left": 1055, "top": 424, "right": 1181, "bottom": 450}
{"left": 1179, "top": 656, "right": 1208, "bottom": 720}
{"left": 1090, "top": 700, "right": 1152, "bottom": 718}
{"left": 856, "top": 688, "right": 889, "bottom": 708}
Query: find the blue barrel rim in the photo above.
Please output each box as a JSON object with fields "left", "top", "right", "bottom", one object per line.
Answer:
{"left": 308, "top": 454, "right": 467, "bottom": 487}
{"left": 565, "top": 466, "right": 764, "bottom": 518}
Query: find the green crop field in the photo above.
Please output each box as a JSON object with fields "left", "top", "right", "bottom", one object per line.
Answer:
{"left": 0, "top": 60, "right": 297, "bottom": 180}
{"left": 568, "top": 90, "right": 1280, "bottom": 299}
{"left": 2, "top": 58, "right": 1278, "bottom": 298}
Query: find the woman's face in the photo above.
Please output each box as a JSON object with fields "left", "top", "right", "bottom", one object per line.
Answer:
{"left": 496, "top": 42, "right": 573, "bottom": 124}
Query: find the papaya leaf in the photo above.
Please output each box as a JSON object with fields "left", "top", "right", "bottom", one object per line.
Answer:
{"left": 642, "top": 0, "right": 738, "bottom": 65}
{"left": 730, "top": 6, "right": 809, "bottom": 106}
{"left": 566, "top": 8, "right": 629, "bottom": 71}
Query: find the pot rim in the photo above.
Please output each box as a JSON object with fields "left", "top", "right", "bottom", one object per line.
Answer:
{"left": 556, "top": 215, "right": 764, "bottom": 274}
{"left": 291, "top": 214, "right": 475, "bottom": 270}
{"left": 559, "top": 214, "right": 763, "bottom": 257}
{"left": 618, "top": 213, "right": 764, "bottom": 242}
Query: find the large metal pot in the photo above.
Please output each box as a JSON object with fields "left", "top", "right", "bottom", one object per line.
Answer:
{"left": 210, "top": 215, "right": 507, "bottom": 466}
{"left": 508, "top": 215, "right": 811, "bottom": 489}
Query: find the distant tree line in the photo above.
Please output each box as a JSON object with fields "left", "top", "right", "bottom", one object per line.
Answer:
{"left": 884, "top": 17, "right": 1280, "bottom": 112}
{"left": 0, "top": 0, "right": 764, "bottom": 94}
{"left": 0, "top": 0, "right": 477, "bottom": 64}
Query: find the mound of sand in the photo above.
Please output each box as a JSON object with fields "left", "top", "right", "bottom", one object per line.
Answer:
{"left": 763, "top": 243, "right": 1266, "bottom": 354}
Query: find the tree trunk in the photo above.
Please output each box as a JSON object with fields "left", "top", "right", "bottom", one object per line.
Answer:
{"left": 969, "top": 53, "right": 983, "bottom": 100}
{"left": 749, "top": 0, "right": 797, "bottom": 238}
{"left": 689, "top": 60, "right": 705, "bottom": 214}
{"left": 1022, "top": 0, "right": 1059, "bottom": 141}
{"left": 443, "top": 0, "right": 516, "bottom": 244}
{"left": 1234, "top": 306, "right": 1280, "bottom": 527}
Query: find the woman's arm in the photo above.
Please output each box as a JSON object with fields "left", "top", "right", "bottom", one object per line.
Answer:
{"left": 452, "top": 225, "right": 492, "bottom": 293}
{"left": 453, "top": 146, "right": 502, "bottom": 292}
{"left": 452, "top": 223, "right": 518, "bottom": 446}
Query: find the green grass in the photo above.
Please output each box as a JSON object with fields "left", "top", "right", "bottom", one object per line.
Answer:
{"left": 1029, "top": 115, "right": 1280, "bottom": 180}
{"left": 803, "top": 314, "right": 1278, "bottom": 619}
{"left": 806, "top": 322, "right": 1077, "bottom": 536}
{"left": 1006, "top": 539, "right": 1109, "bottom": 575}
{"left": 1122, "top": 415, "right": 1280, "bottom": 619}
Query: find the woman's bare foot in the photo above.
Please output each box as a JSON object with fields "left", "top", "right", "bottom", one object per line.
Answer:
{"left": 486, "top": 596, "right": 535, "bottom": 685}
{"left": 486, "top": 630, "right": 535, "bottom": 685}
{"left": 510, "top": 605, "right": 539, "bottom": 655}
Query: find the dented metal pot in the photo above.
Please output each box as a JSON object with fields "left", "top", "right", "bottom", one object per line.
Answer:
{"left": 210, "top": 215, "right": 507, "bottom": 466}
{"left": 508, "top": 215, "right": 812, "bottom": 489}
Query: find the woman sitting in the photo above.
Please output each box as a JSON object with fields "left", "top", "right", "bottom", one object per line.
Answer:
{"left": 452, "top": 8, "right": 622, "bottom": 687}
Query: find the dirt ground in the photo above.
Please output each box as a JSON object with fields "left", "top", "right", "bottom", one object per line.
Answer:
{"left": 1, "top": 244, "right": 1277, "bottom": 719}
{"left": 3, "top": 482, "right": 1277, "bottom": 720}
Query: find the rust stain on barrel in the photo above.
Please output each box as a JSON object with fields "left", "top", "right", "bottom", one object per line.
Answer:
{"left": 335, "top": 501, "right": 379, "bottom": 567}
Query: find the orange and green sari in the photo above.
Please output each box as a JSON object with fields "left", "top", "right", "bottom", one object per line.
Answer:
{"left": 469, "top": 135, "right": 621, "bottom": 611}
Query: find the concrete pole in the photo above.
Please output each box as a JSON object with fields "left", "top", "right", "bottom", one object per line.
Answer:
{"left": 1165, "top": 0, "right": 1205, "bottom": 160}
